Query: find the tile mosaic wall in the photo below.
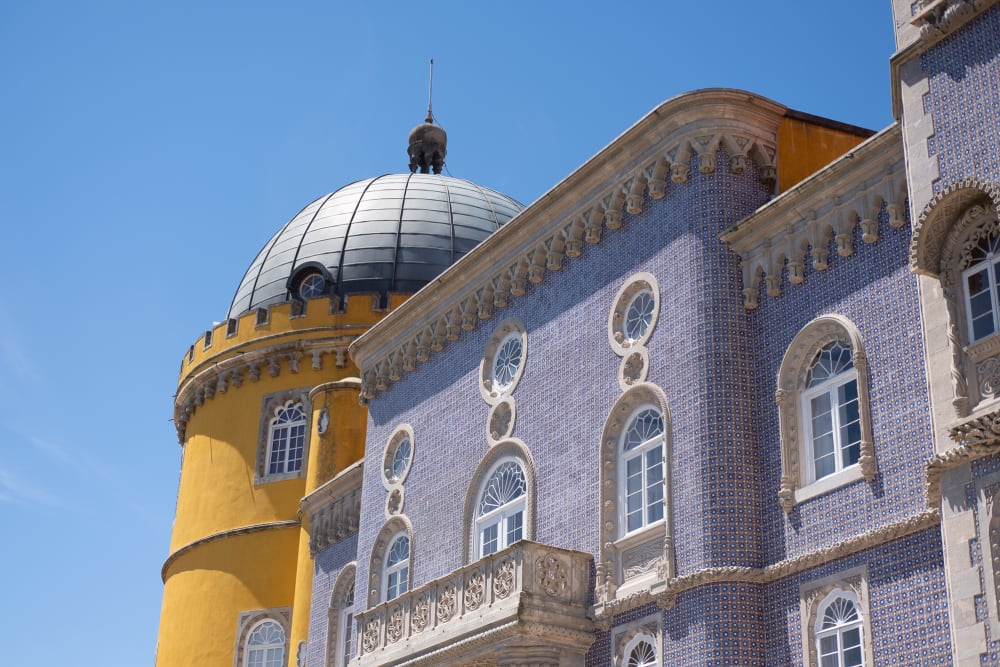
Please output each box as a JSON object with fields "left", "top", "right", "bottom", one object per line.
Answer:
{"left": 306, "top": 534, "right": 357, "bottom": 667}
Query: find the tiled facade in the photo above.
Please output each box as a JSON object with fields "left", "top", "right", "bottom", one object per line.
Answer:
{"left": 296, "top": 2, "right": 1000, "bottom": 666}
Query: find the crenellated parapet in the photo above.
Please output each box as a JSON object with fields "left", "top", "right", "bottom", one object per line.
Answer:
{"left": 350, "top": 89, "right": 792, "bottom": 402}
{"left": 721, "top": 124, "right": 907, "bottom": 308}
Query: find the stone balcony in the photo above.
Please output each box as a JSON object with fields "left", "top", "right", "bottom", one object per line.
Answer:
{"left": 353, "top": 541, "right": 595, "bottom": 667}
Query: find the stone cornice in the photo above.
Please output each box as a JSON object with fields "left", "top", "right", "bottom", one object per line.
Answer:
{"left": 350, "top": 89, "right": 788, "bottom": 401}
{"left": 721, "top": 124, "right": 907, "bottom": 308}
{"left": 593, "top": 509, "right": 940, "bottom": 620}
{"left": 301, "top": 461, "right": 363, "bottom": 556}
{"left": 890, "top": 0, "right": 1000, "bottom": 117}
{"left": 925, "top": 406, "right": 1000, "bottom": 503}
{"left": 161, "top": 519, "right": 300, "bottom": 582}
{"left": 173, "top": 336, "right": 354, "bottom": 443}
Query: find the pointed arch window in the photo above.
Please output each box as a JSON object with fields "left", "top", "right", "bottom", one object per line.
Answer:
{"left": 620, "top": 407, "right": 665, "bottom": 536}
{"left": 245, "top": 620, "right": 286, "bottom": 667}
{"left": 267, "top": 401, "right": 306, "bottom": 476}
{"left": 476, "top": 460, "right": 526, "bottom": 557}
{"left": 383, "top": 534, "right": 410, "bottom": 601}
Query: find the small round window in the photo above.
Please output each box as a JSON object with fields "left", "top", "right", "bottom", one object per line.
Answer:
{"left": 298, "top": 272, "right": 327, "bottom": 299}
{"left": 624, "top": 290, "right": 655, "bottom": 342}
{"left": 492, "top": 334, "right": 523, "bottom": 391}
{"left": 480, "top": 319, "right": 528, "bottom": 404}
{"left": 609, "top": 273, "right": 660, "bottom": 355}
{"left": 382, "top": 426, "right": 414, "bottom": 488}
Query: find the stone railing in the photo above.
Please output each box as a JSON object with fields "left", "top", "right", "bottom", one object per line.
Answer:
{"left": 353, "top": 541, "right": 594, "bottom": 667}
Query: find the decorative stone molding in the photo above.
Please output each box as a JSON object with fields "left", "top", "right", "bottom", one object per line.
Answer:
{"left": 462, "top": 439, "right": 536, "bottom": 565}
{"left": 799, "top": 566, "right": 874, "bottom": 667}
{"left": 327, "top": 562, "right": 357, "bottom": 667}
{"left": 351, "top": 90, "right": 788, "bottom": 402}
{"left": 910, "top": 0, "right": 1000, "bottom": 40}
{"left": 721, "top": 125, "right": 907, "bottom": 308}
{"left": 381, "top": 425, "right": 415, "bottom": 489}
{"left": 595, "top": 384, "right": 674, "bottom": 606}
{"left": 911, "top": 180, "right": 1000, "bottom": 278}
{"left": 173, "top": 337, "right": 353, "bottom": 443}
{"left": 612, "top": 615, "right": 662, "bottom": 667}
{"left": 608, "top": 272, "right": 661, "bottom": 356}
{"left": 367, "top": 515, "right": 415, "bottom": 607}
{"left": 628, "top": 509, "right": 941, "bottom": 617}
{"left": 479, "top": 318, "right": 528, "bottom": 405}
{"left": 353, "top": 541, "right": 594, "bottom": 667}
{"left": 301, "top": 461, "right": 363, "bottom": 556}
{"left": 776, "top": 315, "right": 876, "bottom": 513}
{"left": 487, "top": 398, "right": 516, "bottom": 444}
{"left": 233, "top": 607, "right": 292, "bottom": 667}
{"left": 254, "top": 389, "right": 312, "bottom": 485}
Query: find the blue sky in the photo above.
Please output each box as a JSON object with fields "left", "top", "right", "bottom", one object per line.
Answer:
{"left": 0, "top": 2, "right": 896, "bottom": 664}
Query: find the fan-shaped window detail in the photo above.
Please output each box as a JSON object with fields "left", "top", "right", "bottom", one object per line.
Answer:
{"left": 384, "top": 534, "right": 410, "bottom": 601}
{"left": 245, "top": 620, "right": 286, "bottom": 667}
{"left": 480, "top": 319, "right": 528, "bottom": 403}
{"left": 815, "top": 595, "right": 864, "bottom": 667}
{"left": 620, "top": 408, "right": 665, "bottom": 535}
{"left": 624, "top": 291, "right": 655, "bottom": 343}
{"left": 493, "top": 334, "right": 523, "bottom": 391}
{"left": 627, "top": 640, "right": 657, "bottom": 667}
{"left": 476, "top": 460, "right": 527, "bottom": 557}
{"left": 267, "top": 401, "right": 307, "bottom": 476}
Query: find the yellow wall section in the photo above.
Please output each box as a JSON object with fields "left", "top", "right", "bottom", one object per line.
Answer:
{"left": 776, "top": 116, "right": 872, "bottom": 193}
{"left": 157, "top": 528, "right": 299, "bottom": 667}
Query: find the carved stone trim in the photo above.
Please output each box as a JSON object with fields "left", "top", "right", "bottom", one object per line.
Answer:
{"left": 608, "top": 272, "right": 661, "bottom": 356}
{"left": 174, "top": 337, "right": 352, "bottom": 443}
{"left": 303, "top": 463, "right": 363, "bottom": 556}
{"left": 611, "top": 615, "right": 662, "bottom": 667}
{"left": 909, "top": 0, "right": 1000, "bottom": 42}
{"left": 593, "top": 510, "right": 940, "bottom": 620}
{"left": 367, "top": 515, "right": 415, "bottom": 607}
{"left": 461, "top": 439, "right": 537, "bottom": 565}
{"left": 776, "top": 315, "right": 876, "bottom": 513}
{"left": 596, "top": 383, "right": 674, "bottom": 604}
{"left": 381, "top": 424, "right": 415, "bottom": 489}
{"left": 326, "top": 563, "right": 357, "bottom": 667}
{"left": 912, "top": 180, "right": 1000, "bottom": 277}
{"left": 351, "top": 91, "right": 788, "bottom": 402}
{"left": 722, "top": 126, "right": 906, "bottom": 308}
{"left": 479, "top": 318, "right": 528, "bottom": 405}
{"left": 255, "top": 388, "right": 313, "bottom": 485}
{"left": 798, "top": 566, "right": 874, "bottom": 667}
{"left": 618, "top": 346, "right": 650, "bottom": 391}
{"left": 487, "top": 399, "right": 516, "bottom": 444}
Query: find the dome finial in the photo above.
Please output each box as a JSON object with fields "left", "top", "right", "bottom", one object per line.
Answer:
{"left": 408, "top": 58, "right": 447, "bottom": 174}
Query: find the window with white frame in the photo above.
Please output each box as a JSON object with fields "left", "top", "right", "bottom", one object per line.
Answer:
{"left": 267, "top": 400, "right": 307, "bottom": 476}
{"left": 624, "top": 289, "right": 656, "bottom": 343}
{"left": 328, "top": 563, "right": 357, "bottom": 667}
{"left": 383, "top": 534, "right": 410, "bottom": 601}
{"left": 339, "top": 582, "right": 354, "bottom": 666}
{"left": 961, "top": 223, "right": 1000, "bottom": 342}
{"left": 814, "top": 591, "right": 865, "bottom": 667}
{"left": 244, "top": 619, "right": 286, "bottom": 667}
{"left": 802, "top": 342, "right": 861, "bottom": 483}
{"left": 476, "top": 460, "right": 526, "bottom": 558}
{"left": 613, "top": 619, "right": 662, "bottom": 667}
{"left": 492, "top": 333, "right": 523, "bottom": 393}
{"left": 625, "top": 639, "right": 657, "bottom": 667}
{"left": 620, "top": 407, "right": 665, "bottom": 536}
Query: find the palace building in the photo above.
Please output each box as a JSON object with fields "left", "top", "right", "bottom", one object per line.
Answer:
{"left": 156, "top": 2, "right": 1000, "bottom": 665}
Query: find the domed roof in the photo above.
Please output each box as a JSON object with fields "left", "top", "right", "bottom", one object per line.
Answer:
{"left": 228, "top": 174, "right": 523, "bottom": 318}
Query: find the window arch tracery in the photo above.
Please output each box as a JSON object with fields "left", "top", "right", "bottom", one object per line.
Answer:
{"left": 366, "top": 516, "right": 414, "bottom": 607}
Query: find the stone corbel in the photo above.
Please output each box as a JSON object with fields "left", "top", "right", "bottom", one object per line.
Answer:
{"left": 584, "top": 207, "right": 604, "bottom": 244}
{"left": 647, "top": 157, "right": 669, "bottom": 199}
{"left": 510, "top": 259, "right": 530, "bottom": 297}
{"left": 604, "top": 188, "right": 627, "bottom": 229}
{"left": 564, "top": 216, "right": 586, "bottom": 257}
{"left": 476, "top": 285, "right": 494, "bottom": 320}
{"left": 544, "top": 235, "right": 565, "bottom": 271}
{"left": 693, "top": 134, "right": 721, "bottom": 174}
{"left": 493, "top": 271, "right": 513, "bottom": 308}
{"left": 669, "top": 142, "right": 692, "bottom": 183}
{"left": 626, "top": 172, "right": 647, "bottom": 215}
{"left": 527, "top": 246, "right": 547, "bottom": 284}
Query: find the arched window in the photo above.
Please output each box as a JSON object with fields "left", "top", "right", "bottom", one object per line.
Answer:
{"left": 815, "top": 593, "right": 865, "bottom": 667}
{"left": 475, "top": 460, "right": 526, "bottom": 557}
{"left": 802, "top": 342, "right": 861, "bottom": 483}
{"left": 777, "top": 316, "right": 876, "bottom": 513}
{"left": 383, "top": 534, "right": 410, "bottom": 601}
{"left": 620, "top": 407, "right": 665, "bottom": 536}
{"left": 626, "top": 639, "right": 657, "bottom": 667}
{"left": 267, "top": 401, "right": 306, "bottom": 476}
{"left": 327, "top": 563, "right": 357, "bottom": 667}
{"left": 245, "top": 619, "right": 286, "bottom": 667}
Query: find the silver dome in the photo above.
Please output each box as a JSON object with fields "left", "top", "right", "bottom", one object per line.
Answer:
{"left": 228, "top": 174, "right": 523, "bottom": 318}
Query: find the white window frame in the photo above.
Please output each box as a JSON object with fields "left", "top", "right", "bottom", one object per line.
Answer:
{"left": 255, "top": 390, "right": 311, "bottom": 484}
{"left": 814, "top": 590, "right": 866, "bottom": 667}
{"left": 800, "top": 344, "right": 861, "bottom": 485}
{"left": 266, "top": 400, "right": 307, "bottom": 476}
{"left": 327, "top": 563, "right": 357, "bottom": 667}
{"left": 474, "top": 459, "right": 527, "bottom": 558}
{"left": 618, "top": 406, "right": 666, "bottom": 538}
{"left": 382, "top": 533, "right": 410, "bottom": 602}
{"left": 233, "top": 610, "right": 291, "bottom": 667}
{"left": 245, "top": 619, "right": 286, "bottom": 667}
{"left": 799, "top": 566, "right": 874, "bottom": 667}
{"left": 962, "top": 251, "right": 1000, "bottom": 343}
{"left": 612, "top": 615, "right": 662, "bottom": 667}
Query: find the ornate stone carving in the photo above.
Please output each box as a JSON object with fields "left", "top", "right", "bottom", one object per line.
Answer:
{"left": 951, "top": 408, "right": 1000, "bottom": 445}
{"left": 465, "top": 571, "right": 485, "bottom": 610}
{"left": 385, "top": 606, "right": 404, "bottom": 644}
{"left": 362, "top": 618, "right": 379, "bottom": 654}
{"left": 437, "top": 584, "right": 456, "bottom": 623}
{"left": 493, "top": 558, "right": 516, "bottom": 599}
{"left": 622, "top": 538, "right": 663, "bottom": 580}
{"left": 411, "top": 595, "right": 430, "bottom": 633}
{"left": 488, "top": 399, "right": 515, "bottom": 442}
{"left": 534, "top": 553, "right": 568, "bottom": 597}
{"left": 910, "top": 0, "right": 998, "bottom": 39}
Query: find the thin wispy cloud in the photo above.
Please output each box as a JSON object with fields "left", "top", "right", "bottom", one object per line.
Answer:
{"left": 0, "top": 464, "right": 60, "bottom": 507}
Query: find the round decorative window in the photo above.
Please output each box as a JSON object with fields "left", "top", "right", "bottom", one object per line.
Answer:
{"left": 480, "top": 319, "right": 528, "bottom": 404}
{"left": 298, "top": 272, "right": 327, "bottom": 299}
{"left": 382, "top": 426, "right": 415, "bottom": 488}
{"left": 609, "top": 273, "right": 660, "bottom": 355}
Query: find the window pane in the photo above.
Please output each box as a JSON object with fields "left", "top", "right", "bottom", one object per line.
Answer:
{"left": 811, "top": 396, "right": 833, "bottom": 435}
{"left": 506, "top": 511, "right": 523, "bottom": 545}
{"left": 819, "top": 634, "right": 838, "bottom": 657}
{"left": 814, "top": 437, "right": 836, "bottom": 478}
{"left": 838, "top": 379, "right": 858, "bottom": 404}
{"left": 481, "top": 523, "right": 498, "bottom": 556}
{"left": 973, "top": 311, "right": 996, "bottom": 340}
{"left": 968, "top": 267, "right": 990, "bottom": 295}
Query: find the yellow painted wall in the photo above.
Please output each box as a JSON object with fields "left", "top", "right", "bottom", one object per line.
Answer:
{"left": 158, "top": 294, "right": 402, "bottom": 667}
{"left": 776, "top": 115, "right": 873, "bottom": 193}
